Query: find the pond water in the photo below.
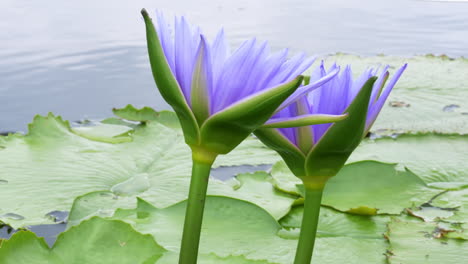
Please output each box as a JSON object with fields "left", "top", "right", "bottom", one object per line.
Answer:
{"left": 1, "top": 0, "right": 468, "bottom": 132}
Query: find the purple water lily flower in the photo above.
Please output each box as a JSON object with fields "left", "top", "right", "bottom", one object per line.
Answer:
{"left": 153, "top": 11, "right": 339, "bottom": 125}
{"left": 141, "top": 10, "right": 347, "bottom": 264}
{"left": 269, "top": 62, "right": 407, "bottom": 149}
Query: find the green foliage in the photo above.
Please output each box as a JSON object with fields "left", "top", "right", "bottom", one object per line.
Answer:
{"left": 0, "top": 217, "right": 165, "bottom": 263}
{"left": 386, "top": 220, "right": 468, "bottom": 264}
{"left": 0, "top": 113, "right": 280, "bottom": 229}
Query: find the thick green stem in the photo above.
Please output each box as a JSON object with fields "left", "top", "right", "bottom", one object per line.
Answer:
{"left": 293, "top": 186, "right": 325, "bottom": 264}
{"left": 178, "top": 150, "right": 216, "bottom": 264}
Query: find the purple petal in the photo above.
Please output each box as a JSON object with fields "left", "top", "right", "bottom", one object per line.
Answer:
{"left": 211, "top": 29, "right": 229, "bottom": 89}
{"left": 348, "top": 66, "right": 374, "bottom": 106}
{"left": 212, "top": 39, "right": 262, "bottom": 112}
{"left": 275, "top": 104, "right": 299, "bottom": 146}
{"left": 266, "top": 53, "right": 308, "bottom": 86}
{"left": 155, "top": 11, "right": 175, "bottom": 72}
{"left": 365, "top": 63, "right": 408, "bottom": 130}
{"left": 174, "top": 16, "right": 201, "bottom": 103}
{"left": 251, "top": 49, "right": 290, "bottom": 93}
{"left": 276, "top": 64, "right": 340, "bottom": 112}
{"left": 191, "top": 35, "right": 213, "bottom": 119}
{"left": 368, "top": 65, "right": 390, "bottom": 105}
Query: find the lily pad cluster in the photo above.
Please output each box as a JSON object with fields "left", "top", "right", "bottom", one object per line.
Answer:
{"left": 1, "top": 55, "right": 467, "bottom": 263}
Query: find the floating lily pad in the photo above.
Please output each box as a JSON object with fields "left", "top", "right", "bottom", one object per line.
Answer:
{"left": 0, "top": 113, "right": 281, "bottom": 228}
{"left": 109, "top": 196, "right": 386, "bottom": 264}
{"left": 386, "top": 219, "right": 468, "bottom": 264}
{"left": 279, "top": 206, "right": 389, "bottom": 239}
{"left": 349, "top": 134, "right": 468, "bottom": 185}
{"left": 0, "top": 217, "right": 165, "bottom": 264}
{"left": 321, "top": 161, "right": 441, "bottom": 215}
{"left": 271, "top": 161, "right": 441, "bottom": 215}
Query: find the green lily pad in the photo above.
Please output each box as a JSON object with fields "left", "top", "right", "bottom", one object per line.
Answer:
{"left": 109, "top": 196, "right": 387, "bottom": 264}
{"left": 349, "top": 134, "right": 468, "bottom": 185}
{"left": 386, "top": 219, "right": 468, "bottom": 264}
{"left": 0, "top": 113, "right": 281, "bottom": 228}
{"left": 279, "top": 206, "right": 389, "bottom": 239}
{"left": 0, "top": 217, "right": 165, "bottom": 264}
{"left": 271, "top": 161, "right": 441, "bottom": 215}
{"left": 324, "top": 54, "right": 468, "bottom": 134}
{"left": 321, "top": 161, "right": 441, "bottom": 215}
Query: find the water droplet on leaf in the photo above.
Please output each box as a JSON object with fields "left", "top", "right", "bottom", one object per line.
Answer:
{"left": 442, "top": 104, "right": 460, "bottom": 112}
{"left": 1, "top": 213, "right": 25, "bottom": 220}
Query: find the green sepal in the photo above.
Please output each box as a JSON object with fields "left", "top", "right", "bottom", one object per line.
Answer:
{"left": 304, "top": 77, "right": 377, "bottom": 180}
{"left": 199, "top": 76, "right": 304, "bottom": 154}
{"left": 141, "top": 9, "right": 200, "bottom": 145}
{"left": 254, "top": 128, "right": 306, "bottom": 176}
{"left": 262, "top": 114, "right": 348, "bottom": 128}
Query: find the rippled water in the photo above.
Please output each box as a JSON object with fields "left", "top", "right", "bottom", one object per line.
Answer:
{"left": 1, "top": 0, "right": 467, "bottom": 131}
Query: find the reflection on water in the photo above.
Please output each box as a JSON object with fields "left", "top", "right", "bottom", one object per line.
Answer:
{"left": 1, "top": 0, "right": 467, "bottom": 131}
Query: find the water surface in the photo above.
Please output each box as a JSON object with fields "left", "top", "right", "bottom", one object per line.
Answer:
{"left": 1, "top": 0, "right": 467, "bottom": 131}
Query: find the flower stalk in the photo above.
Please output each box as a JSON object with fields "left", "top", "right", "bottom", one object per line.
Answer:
{"left": 179, "top": 149, "right": 217, "bottom": 264}
{"left": 294, "top": 183, "right": 325, "bottom": 264}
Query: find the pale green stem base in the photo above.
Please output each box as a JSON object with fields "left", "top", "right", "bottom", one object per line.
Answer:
{"left": 178, "top": 152, "right": 216, "bottom": 264}
{"left": 293, "top": 186, "right": 325, "bottom": 264}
